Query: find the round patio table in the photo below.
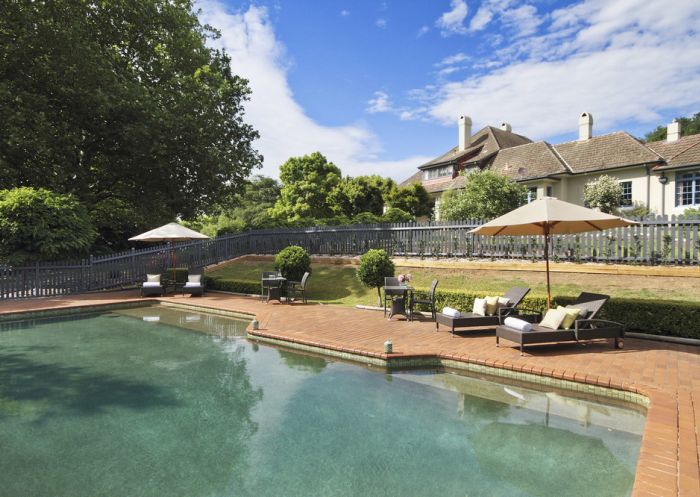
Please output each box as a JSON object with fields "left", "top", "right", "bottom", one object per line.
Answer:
{"left": 383, "top": 285, "right": 414, "bottom": 321}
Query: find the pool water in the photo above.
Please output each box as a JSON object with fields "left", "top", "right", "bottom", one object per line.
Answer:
{"left": 0, "top": 306, "right": 644, "bottom": 497}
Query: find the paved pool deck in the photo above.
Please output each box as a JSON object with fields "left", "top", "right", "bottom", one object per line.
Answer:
{"left": 1, "top": 290, "right": 698, "bottom": 497}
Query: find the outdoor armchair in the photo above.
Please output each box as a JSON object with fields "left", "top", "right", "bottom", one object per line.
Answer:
{"left": 182, "top": 269, "right": 205, "bottom": 297}
{"left": 141, "top": 273, "right": 165, "bottom": 297}
{"left": 383, "top": 277, "right": 403, "bottom": 317}
{"left": 411, "top": 279, "right": 439, "bottom": 320}
{"left": 495, "top": 292, "right": 625, "bottom": 355}
{"left": 287, "top": 272, "right": 310, "bottom": 304}
{"left": 436, "top": 287, "right": 534, "bottom": 335}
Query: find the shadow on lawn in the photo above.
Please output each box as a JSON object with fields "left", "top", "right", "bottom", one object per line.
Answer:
{"left": 0, "top": 346, "right": 180, "bottom": 420}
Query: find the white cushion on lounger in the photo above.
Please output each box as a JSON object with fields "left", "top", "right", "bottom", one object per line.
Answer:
{"left": 184, "top": 282, "right": 202, "bottom": 288}
{"left": 503, "top": 317, "right": 532, "bottom": 332}
{"left": 146, "top": 274, "right": 161, "bottom": 283}
{"left": 142, "top": 282, "right": 161, "bottom": 288}
{"left": 442, "top": 307, "right": 461, "bottom": 318}
{"left": 472, "top": 298, "right": 487, "bottom": 316}
{"left": 188, "top": 274, "right": 202, "bottom": 284}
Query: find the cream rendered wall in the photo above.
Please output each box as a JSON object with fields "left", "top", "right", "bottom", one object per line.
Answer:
{"left": 559, "top": 167, "right": 653, "bottom": 211}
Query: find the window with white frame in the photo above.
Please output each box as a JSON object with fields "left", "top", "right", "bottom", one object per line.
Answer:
{"left": 676, "top": 172, "right": 700, "bottom": 206}
{"left": 527, "top": 187, "right": 537, "bottom": 203}
{"left": 423, "top": 165, "right": 452, "bottom": 181}
{"left": 619, "top": 181, "right": 632, "bottom": 206}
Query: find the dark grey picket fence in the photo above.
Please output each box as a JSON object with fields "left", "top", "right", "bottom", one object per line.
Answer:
{"left": 1, "top": 214, "right": 698, "bottom": 300}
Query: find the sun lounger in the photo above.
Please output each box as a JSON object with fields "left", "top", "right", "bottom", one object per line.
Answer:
{"left": 436, "top": 287, "right": 535, "bottom": 335}
{"left": 495, "top": 292, "right": 624, "bottom": 355}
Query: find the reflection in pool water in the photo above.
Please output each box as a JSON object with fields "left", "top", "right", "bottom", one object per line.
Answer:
{"left": 0, "top": 306, "right": 644, "bottom": 497}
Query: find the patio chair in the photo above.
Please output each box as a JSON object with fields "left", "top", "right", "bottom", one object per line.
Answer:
{"left": 141, "top": 273, "right": 165, "bottom": 297}
{"left": 182, "top": 269, "right": 205, "bottom": 297}
{"left": 495, "top": 292, "right": 625, "bottom": 355}
{"left": 436, "top": 287, "right": 535, "bottom": 335}
{"left": 287, "top": 272, "right": 310, "bottom": 304}
{"left": 411, "top": 279, "right": 439, "bottom": 320}
{"left": 261, "top": 271, "right": 281, "bottom": 302}
{"left": 383, "top": 277, "right": 403, "bottom": 317}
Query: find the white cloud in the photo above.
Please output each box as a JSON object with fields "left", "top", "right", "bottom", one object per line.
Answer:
{"left": 197, "top": 2, "right": 426, "bottom": 181}
{"left": 366, "top": 91, "right": 392, "bottom": 114}
{"left": 468, "top": 6, "right": 494, "bottom": 32}
{"left": 376, "top": 18, "right": 387, "bottom": 29}
{"left": 437, "top": 52, "right": 470, "bottom": 66}
{"left": 340, "top": 9, "right": 349, "bottom": 17}
{"left": 405, "top": 0, "right": 700, "bottom": 139}
{"left": 417, "top": 25, "right": 430, "bottom": 37}
{"left": 436, "top": 0, "right": 469, "bottom": 36}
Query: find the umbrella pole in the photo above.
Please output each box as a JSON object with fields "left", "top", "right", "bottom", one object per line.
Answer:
{"left": 171, "top": 245, "right": 176, "bottom": 283}
{"left": 544, "top": 227, "right": 551, "bottom": 309}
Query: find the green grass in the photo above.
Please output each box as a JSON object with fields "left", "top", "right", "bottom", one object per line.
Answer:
{"left": 209, "top": 260, "right": 700, "bottom": 306}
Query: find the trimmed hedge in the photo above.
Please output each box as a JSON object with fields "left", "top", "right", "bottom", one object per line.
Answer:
{"left": 203, "top": 277, "right": 260, "bottom": 295}
{"left": 162, "top": 268, "right": 189, "bottom": 284}
{"left": 412, "top": 288, "right": 700, "bottom": 340}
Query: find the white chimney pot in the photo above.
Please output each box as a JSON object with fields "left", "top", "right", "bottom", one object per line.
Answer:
{"left": 500, "top": 122, "right": 512, "bottom": 132}
{"left": 578, "top": 112, "right": 593, "bottom": 141}
{"left": 667, "top": 120, "right": 681, "bottom": 142}
{"left": 458, "top": 115, "right": 472, "bottom": 151}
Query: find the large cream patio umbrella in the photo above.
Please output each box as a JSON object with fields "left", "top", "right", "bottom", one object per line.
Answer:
{"left": 129, "top": 222, "right": 210, "bottom": 280}
{"left": 470, "top": 197, "right": 636, "bottom": 308}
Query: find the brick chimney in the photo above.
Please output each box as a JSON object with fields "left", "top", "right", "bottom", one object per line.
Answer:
{"left": 578, "top": 112, "right": 593, "bottom": 141}
{"left": 458, "top": 115, "right": 472, "bottom": 151}
{"left": 667, "top": 120, "right": 681, "bottom": 142}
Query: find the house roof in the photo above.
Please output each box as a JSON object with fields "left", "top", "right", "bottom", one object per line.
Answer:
{"left": 553, "top": 132, "right": 662, "bottom": 173}
{"left": 647, "top": 134, "right": 700, "bottom": 170}
{"left": 419, "top": 126, "right": 531, "bottom": 169}
{"left": 489, "top": 141, "right": 569, "bottom": 181}
{"left": 398, "top": 170, "right": 423, "bottom": 188}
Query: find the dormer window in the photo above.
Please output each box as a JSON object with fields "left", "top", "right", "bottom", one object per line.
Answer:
{"left": 423, "top": 165, "right": 453, "bottom": 180}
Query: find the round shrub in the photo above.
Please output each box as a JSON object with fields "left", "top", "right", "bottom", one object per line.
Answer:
{"left": 381, "top": 207, "right": 413, "bottom": 223}
{"left": 274, "top": 246, "right": 311, "bottom": 281}
{"left": 356, "top": 249, "right": 395, "bottom": 305}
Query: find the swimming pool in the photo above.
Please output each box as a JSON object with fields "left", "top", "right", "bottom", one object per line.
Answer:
{"left": 0, "top": 305, "right": 644, "bottom": 497}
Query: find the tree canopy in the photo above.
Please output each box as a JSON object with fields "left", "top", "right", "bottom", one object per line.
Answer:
{"left": 644, "top": 112, "right": 700, "bottom": 142}
{"left": 385, "top": 183, "right": 433, "bottom": 218}
{"left": 0, "top": 187, "right": 97, "bottom": 265}
{"left": 328, "top": 175, "right": 395, "bottom": 218}
{"left": 0, "top": 0, "right": 261, "bottom": 251}
{"left": 439, "top": 170, "right": 526, "bottom": 220}
{"left": 270, "top": 152, "right": 342, "bottom": 221}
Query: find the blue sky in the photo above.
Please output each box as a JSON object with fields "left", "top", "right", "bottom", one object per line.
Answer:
{"left": 200, "top": 0, "right": 700, "bottom": 181}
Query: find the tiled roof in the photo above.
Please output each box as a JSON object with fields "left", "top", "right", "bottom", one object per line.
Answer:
{"left": 647, "top": 134, "right": 700, "bottom": 170}
{"left": 422, "top": 175, "right": 467, "bottom": 194}
{"left": 419, "top": 126, "right": 531, "bottom": 169}
{"left": 489, "top": 141, "right": 568, "bottom": 180}
{"left": 553, "top": 132, "right": 661, "bottom": 173}
{"left": 398, "top": 170, "right": 423, "bottom": 188}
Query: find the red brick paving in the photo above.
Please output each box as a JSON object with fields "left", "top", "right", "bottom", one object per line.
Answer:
{"left": 2, "top": 290, "right": 699, "bottom": 497}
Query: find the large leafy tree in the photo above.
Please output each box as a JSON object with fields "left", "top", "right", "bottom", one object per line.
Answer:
{"left": 644, "top": 112, "right": 700, "bottom": 142}
{"left": 0, "top": 0, "right": 261, "bottom": 251}
{"left": 440, "top": 170, "right": 526, "bottom": 220}
{"left": 0, "top": 187, "right": 97, "bottom": 265}
{"left": 271, "top": 152, "right": 342, "bottom": 221}
{"left": 385, "top": 183, "right": 434, "bottom": 218}
{"left": 328, "top": 175, "right": 396, "bottom": 217}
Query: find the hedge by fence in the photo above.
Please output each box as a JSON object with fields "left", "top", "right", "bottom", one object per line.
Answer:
{"left": 203, "top": 277, "right": 260, "bottom": 295}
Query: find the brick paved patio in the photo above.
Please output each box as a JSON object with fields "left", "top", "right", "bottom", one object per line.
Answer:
{"left": 1, "top": 290, "right": 698, "bottom": 497}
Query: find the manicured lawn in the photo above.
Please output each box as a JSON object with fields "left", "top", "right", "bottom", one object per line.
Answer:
{"left": 208, "top": 259, "right": 700, "bottom": 306}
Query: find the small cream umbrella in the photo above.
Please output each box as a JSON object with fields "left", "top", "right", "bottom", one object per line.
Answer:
{"left": 129, "top": 222, "right": 210, "bottom": 281}
{"left": 470, "top": 197, "right": 636, "bottom": 308}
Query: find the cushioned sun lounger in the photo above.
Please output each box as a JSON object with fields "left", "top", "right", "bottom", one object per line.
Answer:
{"left": 495, "top": 292, "right": 625, "bottom": 355}
{"left": 436, "top": 287, "right": 535, "bottom": 335}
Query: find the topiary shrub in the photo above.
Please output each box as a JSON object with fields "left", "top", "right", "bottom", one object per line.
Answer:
{"left": 356, "top": 249, "right": 395, "bottom": 306}
{"left": 274, "top": 246, "right": 311, "bottom": 281}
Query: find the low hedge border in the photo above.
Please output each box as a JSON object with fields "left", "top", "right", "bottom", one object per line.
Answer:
{"left": 204, "top": 276, "right": 700, "bottom": 340}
